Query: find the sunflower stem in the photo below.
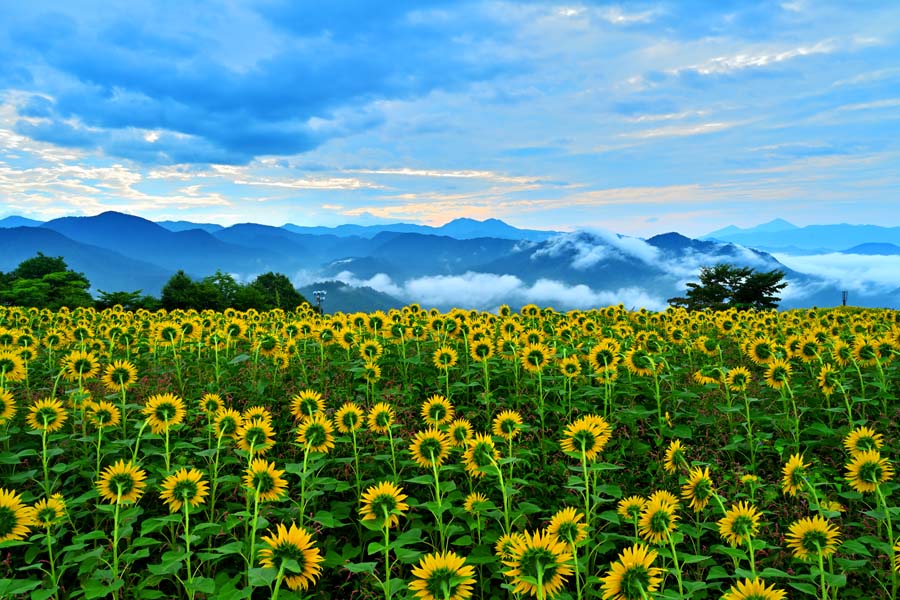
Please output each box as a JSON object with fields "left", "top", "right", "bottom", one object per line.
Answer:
{"left": 247, "top": 481, "right": 263, "bottom": 587}
{"left": 876, "top": 484, "right": 898, "bottom": 600}
{"left": 816, "top": 544, "right": 827, "bottom": 600}
{"left": 382, "top": 508, "right": 391, "bottom": 600}
{"left": 112, "top": 484, "right": 123, "bottom": 593}
{"left": 184, "top": 500, "right": 194, "bottom": 600}
{"left": 45, "top": 528, "right": 59, "bottom": 594}
{"left": 666, "top": 532, "right": 684, "bottom": 599}
{"left": 41, "top": 425, "right": 51, "bottom": 497}
{"left": 271, "top": 563, "right": 286, "bottom": 600}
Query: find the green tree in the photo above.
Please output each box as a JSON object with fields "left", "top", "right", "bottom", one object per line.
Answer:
{"left": 668, "top": 263, "right": 788, "bottom": 311}
{"left": 0, "top": 254, "right": 93, "bottom": 309}
{"left": 95, "top": 290, "right": 161, "bottom": 311}
{"left": 160, "top": 270, "right": 198, "bottom": 311}
{"left": 249, "top": 272, "right": 307, "bottom": 310}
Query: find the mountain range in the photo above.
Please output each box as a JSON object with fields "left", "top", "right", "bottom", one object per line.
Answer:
{"left": 703, "top": 219, "right": 900, "bottom": 253}
{"left": 0, "top": 212, "right": 897, "bottom": 311}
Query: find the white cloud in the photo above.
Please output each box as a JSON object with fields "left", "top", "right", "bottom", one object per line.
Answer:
{"left": 532, "top": 230, "right": 661, "bottom": 269}
{"left": 350, "top": 167, "right": 539, "bottom": 185}
{"left": 328, "top": 269, "right": 668, "bottom": 311}
{"left": 773, "top": 252, "right": 900, "bottom": 295}
{"left": 670, "top": 40, "right": 835, "bottom": 76}
{"left": 624, "top": 121, "right": 743, "bottom": 139}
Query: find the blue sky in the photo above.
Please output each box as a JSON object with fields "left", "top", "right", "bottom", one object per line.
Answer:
{"left": 1, "top": 0, "right": 898, "bottom": 237}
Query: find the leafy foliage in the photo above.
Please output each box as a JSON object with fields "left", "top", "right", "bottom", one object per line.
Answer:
{"left": 668, "top": 262, "right": 788, "bottom": 311}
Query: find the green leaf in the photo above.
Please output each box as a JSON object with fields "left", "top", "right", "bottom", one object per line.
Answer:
{"left": 343, "top": 562, "right": 378, "bottom": 574}
{"left": 82, "top": 578, "right": 125, "bottom": 600}
{"left": 788, "top": 582, "right": 818, "bottom": 596}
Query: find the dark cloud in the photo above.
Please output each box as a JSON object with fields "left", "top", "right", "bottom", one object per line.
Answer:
{"left": 3, "top": 1, "right": 517, "bottom": 164}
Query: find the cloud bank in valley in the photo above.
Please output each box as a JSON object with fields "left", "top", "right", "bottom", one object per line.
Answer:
{"left": 330, "top": 270, "right": 669, "bottom": 312}
{"left": 774, "top": 252, "right": 900, "bottom": 297}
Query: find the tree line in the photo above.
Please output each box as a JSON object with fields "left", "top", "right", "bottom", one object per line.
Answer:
{"left": 0, "top": 253, "right": 311, "bottom": 312}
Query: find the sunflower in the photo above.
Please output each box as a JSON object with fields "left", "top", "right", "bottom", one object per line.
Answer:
{"left": 558, "top": 355, "right": 582, "bottom": 379}
{"left": 359, "top": 481, "right": 409, "bottom": 529}
{"left": 367, "top": 402, "right": 395, "bottom": 435}
{"left": 259, "top": 522, "right": 324, "bottom": 591}
{"left": 624, "top": 348, "right": 656, "bottom": 377}
{"left": 160, "top": 468, "right": 210, "bottom": 513}
{"left": 492, "top": 410, "right": 523, "bottom": 441}
{"left": 495, "top": 532, "right": 525, "bottom": 561}
{"left": 845, "top": 449, "right": 893, "bottom": 494}
{"left": 763, "top": 358, "right": 792, "bottom": 390}
{"left": 470, "top": 339, "right": 494, "bottom": 362}
{"left": 200, "top": 393, "right": 223, "bottom": 416}
{"left": 588, "top": 339, "right": 621, "bottom": 373}
{"left": 785, "top": 515, "right": 840, "bottom": 561}
{"left": 831, "top": 340, "right": 852, "bottom": 366}
{"left": 817, "top": 363, "right": 840, "bottom": 396}
{"left": 617, "top": 496, "right": 646, "bottom": 522}
{"left": 433, "top": 346, "right": 459, "bottom": 370}
{"left": 725, "top": 366, "right": 751, "bottom": 392}
{"left": 717, "top": 501, "right": 761, "bottom": 547}
{"left": 236, "top": 418, "right": 276, "bottom": 455}
{"left": 0, "top": 350, "right": 26, "bottom": 382}
{"left": 681, "top": 466, "right": 714, "bottom": 512}
{"left": 410, "top": 428, "right": 451, "bottom": 468}
{"left": 244, "top": 459, "right": 288, "bottom": 502}
{"left": 464, "top": 492, "right": 490, "bottom": 515}
{"left": 599, "top": 543, "right": 663, "bottom": 600}
{"left": 142, "top": 393, "right": 186, "bottom": 434}
{"left": 503, "top": 530, "right": 573, "bottom": 599}
{"left": 214, "top": 408, "right": 243, "bottom": 439}
{"left": 463, "top": 434, "right": 500, "bottom": 478}
{"left": 520, "top": 343, "right": 553, "bottom": 373}
{"left": 33, "top": 493, "right": 66, "bottom": 528}
{"left": 96, "top": 460, "right": 148, "bottom": 504}
{"left": 843, "top": 426, "right": 883, "bottom": 457}
{"left": 560, "top": 414, "right": 612, "bottom": 461}
{"left": 746, "top": 338, "right": 775, "bottom": 365}
{"left": 297, "top": 414, "right": 335, "bottom": 454}
{"left": 243, "top": 406, "right": 273, "bottom": 425}
{"left": 0, "top": 389, "right": 16, "bottom": 425}
{"left": 87, "top": 400, "right": 122, "bottom": 429}
{"left": 662, "top": 439, "right": 686, "bottom": 474}
{"left": 334, "top": 402, "right": 364, "bottom": 433}
{"left": 290, "top": 389, "right": 324, "bottom": 420}
{"left": 62, "top": 349, "right": 100, "bottom": 381}
{"left": 0, "top": 488, "right": 35, "bottom": 542}
{"left": 781, "top": 453, "right": 809, "bottom": 497}
{"left": 449, "top": 418, "right": 474, "bottom": 448}
{"left": 421, "top": 394, "right": 455, "bottom": 426}
{"left": 721, "top": 577, "right": 786, "bottom": 600}
{"left": 26, "top": 397, "right": 68, "bottom": 433}
{"left": 547, "top": 506, "right": 587, "bottom": 545}
{"left": 409, "top": 550, "right": 476, "bottom": 600}
{"left": 362, "top": 360, "right": 381, "bottom": 384}
{"left": 102, "top": 359, "right": 138, "bottom": 392}
{"left": 638, "top": 496, "right": 679, "bottom": 545}
{"left": 852, "top": 336, "right": 879, "bottom": 367}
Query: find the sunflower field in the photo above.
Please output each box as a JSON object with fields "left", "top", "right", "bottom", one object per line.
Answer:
{"left": 0, "top": 302, "right": 898, "bottom": 600}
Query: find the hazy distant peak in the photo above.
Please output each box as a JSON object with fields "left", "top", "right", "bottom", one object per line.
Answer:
{"left": 704, "top": 218, "right": 798, "bottom": 239}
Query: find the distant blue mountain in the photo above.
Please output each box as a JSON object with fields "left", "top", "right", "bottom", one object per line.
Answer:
{"left": 0, "top": 226, "right": 170, "bottom": 293}
{"left": 41, "top": 211, "right": 291, "bottom": 275}
{"left": 283, "top": 217, "right": 557, "bottom": 242}
{"left": 704, "top": 218, "right": 798, "bottom": 239}
{"left": 704, "top": 222, "right": 900, "bottom": 252}
{"left": 157, "top": 220, "right": 223, "bottom": 233}
{"left": 1, "top": 210, "right": 895, "bottom": 310}
{"left": 0, "top": 216, "right": 43, "bottom": 228}
{"left": 842, "top": 242, "right": 900, "bottom": 255}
